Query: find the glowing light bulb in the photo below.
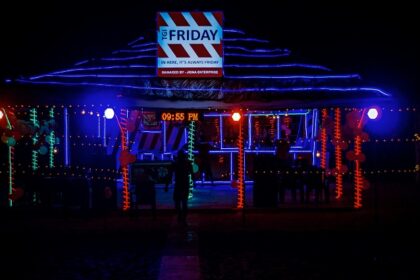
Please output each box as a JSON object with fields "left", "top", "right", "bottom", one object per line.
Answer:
{"left": 104, "top": 108, "right": 115, "bottom": 119}
{"left": 232, "top": 112, "right": 241, "bottom": 122}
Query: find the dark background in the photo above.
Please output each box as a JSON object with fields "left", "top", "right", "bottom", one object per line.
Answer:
{"left": 0, "top": 0, "right": 418, "bottom": 103}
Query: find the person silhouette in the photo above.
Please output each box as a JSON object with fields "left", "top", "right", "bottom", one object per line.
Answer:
{"left": 173, "top": 149, "right": 193, "bottom": 224}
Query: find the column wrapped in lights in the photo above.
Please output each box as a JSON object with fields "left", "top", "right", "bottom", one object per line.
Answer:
{"left": 187, "top": 121, "right": 196, "bottom": 198}
{"left": 233, "top": 112, "right": 245, "bottom": 209}
{"left": 334, "top": 108, "right": 343, "bottom": 199}
{"left": 353, "top": 135, "right": 363, "bottom": 208}
{"left": 120, "top": 108, "right": 131, "bottom": 211}
{"left": 30, "top": 108, "right": 40, "bottom": 171}
{"left": 48, "top": 108, "right": 55, "bottom": 168}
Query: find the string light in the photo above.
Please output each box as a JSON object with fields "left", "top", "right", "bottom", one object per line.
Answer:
{"left": 354, "top": 135, "right": 364, "bottom": 209}
{"left": 334, "top": 108, "right": 343, "bottom": 199}
{"left": 119, "top": 108, "right": 130, "bottom": 211}
{"left": 236, "top": 113, "right": 245, "bottom": 209}
{"left": 187, "top": 121, "right": 196, "bottom": 199}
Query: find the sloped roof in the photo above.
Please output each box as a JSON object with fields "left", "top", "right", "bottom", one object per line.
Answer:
{"left": 6, "top": 28, "right": 391, "bottom": 109}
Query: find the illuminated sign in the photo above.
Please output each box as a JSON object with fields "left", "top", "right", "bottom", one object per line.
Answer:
{"left": 157, "top": 11, "right": 223, "bottom": 78}
{"left": 160, "top": 111, "right": 201, "bottom": 122}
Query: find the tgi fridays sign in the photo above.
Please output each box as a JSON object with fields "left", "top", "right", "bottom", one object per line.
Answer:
{"left": 157, "top": 12, "right": 223, "bottom": 78}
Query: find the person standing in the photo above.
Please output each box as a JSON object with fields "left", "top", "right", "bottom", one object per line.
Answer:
{"left": 173, "top": 149, "right": 193, "bottom": 224}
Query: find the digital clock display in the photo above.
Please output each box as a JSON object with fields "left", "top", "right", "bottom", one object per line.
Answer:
{"left": 160, "top": 111, "right": 201, "bottom": 122}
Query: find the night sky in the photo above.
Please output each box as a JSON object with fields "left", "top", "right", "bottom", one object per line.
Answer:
{"left": 1, "top": 0, "right": 418, "bottom": 103}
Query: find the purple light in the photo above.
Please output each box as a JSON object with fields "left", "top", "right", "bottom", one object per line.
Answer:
{"left": 74, "top": 59, "right": 89, "bottom": 66}
{"left": 29, "top": 65, "right": 156, "bottom": 80}
{"left": 127, "top": 36, "right": 144, "bottom": 46}
{"left": 367, "top": 108, "right": 379, "bottom": 120}
{"left": 131, "top": 42, "right": 157, "bottom": 48}
{"left": 223, "top": 28, "right": 245, "bottom": 34}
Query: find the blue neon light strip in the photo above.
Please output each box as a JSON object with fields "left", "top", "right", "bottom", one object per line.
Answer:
{"left": 224, "top": 46, "right": 288, "bottom": 53}
{"left": 74, "top": 59, "right": 89, "bottom": 66}
{"left": 223, "top": 28, "right": 245, "bottom": 34}
{"left": 220, "top": 115, "right": 223, "bottom": 149}
{"left": 225, "top": 74, "right": 361, "bottom": 79}
{"left": 224, "top": 63, "right": 331, "bottom": 71}
{"left": 204, "top": 111, "right": 310, "bottom": 117}
{"left": 312, "top": 109, "right": 318, "bottom": 165}
{"left": 100, "top": 55, "right": 155, "bottom": 61}
{"left": 230, "top": 152, "right": 233, "bottom": 181}
{"left": 225, "top": 52, "right": 289, "bottom": 58}
{"left": 39, "top": 74, "right": 156, "bottom": 79}
{"left": 248, "top": 115, "right": 252, "bottom": 149}
{"left": 131, "top": 42, "right": 157, "bottom": 48}
{"left": 29, "top": 65, "right": 156, "bottom": 80}
{"left": 64, "top": 108, "right": 69, "bottom": 166}
{"left": 15, "top": 80, "right": 391, "bottom": 97}
{"left": 127, "top": 36, "right": 144, "bottom": 46}
{"left": 142, "top": 130, "right": 161, "bottom": 134}
{"left": 32, "top": 74, "right": 358, "bottom": 80}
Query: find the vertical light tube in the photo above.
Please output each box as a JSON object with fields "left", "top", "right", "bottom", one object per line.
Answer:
{"left": 220, "top": 115, "right": 224, "bottom": 149}
{"left": 97, "top": 114, "right": 101, "bottom": 138}
{"left": 163, "top": 120, "right": 167, "bottom": 153}
{"left": 312, "top": 109, "right": 318, "bottom": 165}
{"left": 276, "top": 115, "right": 280, "bottom": 140}
{"left": 103, "top": 117, "right": 107, "bottom": 147}
{"left": 64, "top": 107, "right": 70, "bottom": 166}
{"left": 248, "top": 114, "right": 252, "bottom": 149}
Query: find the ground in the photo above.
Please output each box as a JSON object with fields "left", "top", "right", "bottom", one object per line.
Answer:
{"left": 1, "top": 176, "right": 419, "bottom": 279}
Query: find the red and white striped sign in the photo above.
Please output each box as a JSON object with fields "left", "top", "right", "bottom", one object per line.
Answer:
{"left": 157, "top": 12, "right": 223, "bottom": 78}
